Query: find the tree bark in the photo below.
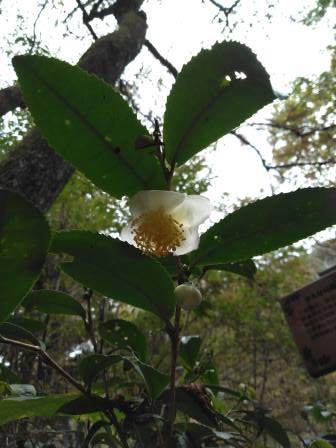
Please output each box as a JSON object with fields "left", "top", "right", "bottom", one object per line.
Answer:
{"left": 0, "top": 2, "right": 146, "bottom": 212}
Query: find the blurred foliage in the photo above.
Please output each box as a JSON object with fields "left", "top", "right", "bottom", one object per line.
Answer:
{"left": 270, "top": 46, "right": 336, "bottom": 186}
{"left": 303, "top": 0, "right": 336, "bottom": 25}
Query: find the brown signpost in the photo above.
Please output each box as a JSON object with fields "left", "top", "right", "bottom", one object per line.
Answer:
{"left": 280, "top": 269, "right": 336, "bottom": 377}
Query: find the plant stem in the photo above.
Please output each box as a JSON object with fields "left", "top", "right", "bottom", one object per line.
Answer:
{"left": 168, "top": 304, "right": 181, "bottom": 436}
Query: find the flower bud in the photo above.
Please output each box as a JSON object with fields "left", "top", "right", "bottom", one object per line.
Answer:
{"left": 174, "top": 282, "right": 202, "bottom": 311}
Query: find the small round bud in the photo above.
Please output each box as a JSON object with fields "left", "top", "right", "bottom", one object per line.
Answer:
{"left": 174, "top": 282, "right": 202, "bottom": 311}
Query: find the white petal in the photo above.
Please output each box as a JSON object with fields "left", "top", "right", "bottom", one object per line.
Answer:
{"left": 172, "top": 195, "right": 211, "bottom": 227}
{"left": 174, "top": 226, "right": 200, "bottom": 256}
{"left": 129, "top": 190, "right": 186, "bottom": 218}
{"left": 120, "top": 223, "right": 135, "bottom": 245}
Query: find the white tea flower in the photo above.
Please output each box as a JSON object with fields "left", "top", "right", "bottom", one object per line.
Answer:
{"left": 120, "top": 190, "right": 211, "bottom": 257}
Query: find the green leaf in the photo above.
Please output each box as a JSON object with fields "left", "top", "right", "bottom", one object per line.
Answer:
{"left": 0, "top": 364, "right": 20, "bottom": 384}
{"left": 191, "top": 188, "right": 336, "bottom": 266}
{"left": 310, "top": 440, "right": 334, "bottom": 448}
{"left": 179, "top": 335, "right": 201, "bottom": 369}
{"left": 0, "top": 322, "right": 43, "bottom": 348}
{"left": 203, "top": 259, "right": 257, "bottom": 279}
{"left": 0, "top": 393, "right": 78, "bottom": 425}
{"left": 133, "top": 360, "right": 169, "bottom": 401}
{"left": 78, "top": 354, "right": 122, "bottom": 385}
{"left": 201, "top": 360, "right": 219, "bottom": 386}
{"left": 57, "top": 395, "right": 109, "bottom": 415}
{"left": 99, "top": 319, "right": 147, "bottom": 361}
{"left": 0, "top": 190, "right": 50, "bottom": 323}
{"left": 51, "top": 231, "right": 176, "bottom": 320}
{"left": 164, "top": 41, "right": 275, "bottom": 167}
{"left": 82, "top": 421, "right": 110, "bottom": 448}
{"left": 13, "top": 55, "right": 164, "bottom": 198}
{"left": 7, "top": 316, "right": 45, "bottom": 333}
{"left": 163, "top": 387, "right": 218, "bottom": 427}
{"left": 263, "top": 417, "right": 290, "bottom": 448}
{"left": 22, "top": 289, "right": 86, "bottom": 319}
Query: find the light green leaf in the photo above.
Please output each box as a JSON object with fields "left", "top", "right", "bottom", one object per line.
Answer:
{"left": 10, "top": 384, "right": 36, "bottom": 397}
{"left": 203, "top": 259, "right": 257, "bottom": 279}
{"left": 99, "top": 319, "right": 147, "bottom": 361}
{"left": 0, "top": 190, "right": 50, "bottom": 322}
{"left": 191, "top": 188, "right": 336, "bottom": 266}
{"left": 164, "top": 41, "right": 275, "bottom": 167}
{"left": 13, "top": 55, "right": 164, "bottom": 198}
{"left": 51, "top": 231, "right": 176, "bottom": 320}
{"left": 310, "top": 440, "right": 335, "bottom": 448}
{"left": 23, "top": 289, "right": 86, "bottom": 319}
{"left": 0, "top": 394, "right": 78, "bottom": 425}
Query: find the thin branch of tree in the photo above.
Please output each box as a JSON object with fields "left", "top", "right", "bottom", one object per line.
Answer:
{"left": 29, "top": 0, "right": 49, "bottom": 54}
{"left": 207, "top": 0, "right": 240, "bottom": 27}
{"left": 144, "top": 39, "right": 178, "bottom": 79}
{"left": 231, "top": 130, "right": 269, "bottom": 171}
{"left": 76, "top": 0, "right": 98, "bottom": 40}
{"left": 248, "top": 121, "right": 336, "bottom": 138}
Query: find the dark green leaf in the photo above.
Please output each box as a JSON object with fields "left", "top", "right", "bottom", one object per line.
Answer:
{"left": 0, "top": 364, "right": 20, "bottom": 384}
{"left": 51, "top": 231, "right": 176, "bottom": 320}
{"left": 0, "top": 394, "right": 78, "bottom": 425}
{"left": 203, "top": 259, "right": 257, "bottom": 279}
{"left": 91, "top": 432, "right": 120, "bottom": 447}
{"left": 193, "top": 301, "right": 214, "bottom": 318}
{"left": 99, "top": 319, "right": 147, "bottom": 361}
{"left": 22, "top": 289, "right": 86, "bottom": 319}
{"left": 78, "top": 354, "right": 122, "bottom": 385}
{"left": 0, "top": 322, "right": 42, "bottom": 347}
{"left": 0, "top": 190, "right": 50, "bottom": 322}
{"left": 82, "top": 420, "right": 110, "bottom": 448}
{"left": 263, "top": 417, "right": 290, "bottom": 448}
{"left": 191, "top": 188, "right": 336, "bottom": 266}
{"left": 201, "top": 360, "right": 219, "bottom": 386}
{"left": 129, "top": 358, "right": 169, "bottom": 401}
{"left": 179, "top": 335, "right": 201, "bottom": 369}
{"left": 205, "top": 385, "right": 242, "bottom": 399}
{"left": 163, "top": 387, "right": 218, "bottom": 427}
{"left": 7, "top": 316, "right": 45, "bottom": 333}
{"left": 164, "top": 41, "right": 275, "bottom": 167}
{"left": 13, "top": 55, "right": 164, "bottom": 198}
{"left": 58, "top": 395, "right": 109, "bottom": 415}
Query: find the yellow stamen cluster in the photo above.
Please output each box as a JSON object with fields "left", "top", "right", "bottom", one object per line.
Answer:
{"left": 131, "top": 208, "right": 185, "bottom": 257}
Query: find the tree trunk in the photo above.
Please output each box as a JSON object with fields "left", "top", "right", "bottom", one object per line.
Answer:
{"left": 0, "top": 2, "right": 146, "bottom": 212}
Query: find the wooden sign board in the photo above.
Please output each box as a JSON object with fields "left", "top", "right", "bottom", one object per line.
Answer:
{"left": 280, "top": 270, "right": 336, "bottom": 377}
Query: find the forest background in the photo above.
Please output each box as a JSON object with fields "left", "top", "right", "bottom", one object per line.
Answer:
{"left": 0, "top": 0, "right": 336, "bottom": 446}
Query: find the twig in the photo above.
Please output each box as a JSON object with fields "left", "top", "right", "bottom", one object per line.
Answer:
{"left": 167, "top": 305, "right": 181, "bottom": 436}
{"left": 248, "top": 121, "right": 336, "bottom": 138}
{"left": 167, "top": 256, "right": 187, "bottom": 436}
{"left": 76, "top": 0, "right": 98, "bottom": 40}
{"left": 29, "top": 0, "right": 49, "bottom": 54}
{"left": 0, "top": 335, "right": 87, "bottom": 394}
{"left": 144, "top": 40, "right": 178, "bottom": 79}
